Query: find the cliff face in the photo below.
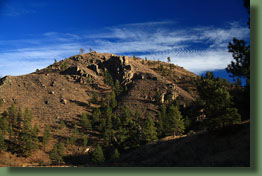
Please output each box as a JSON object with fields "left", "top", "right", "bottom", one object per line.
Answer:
{"left": 0, "top": 52, "right": 197, "bottom": 131}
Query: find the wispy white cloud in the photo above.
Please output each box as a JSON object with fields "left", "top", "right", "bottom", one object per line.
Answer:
{"left": 0, "top": 20, "right": 249, "bottom": 76}
{"left": 139, "top": 49, "right": 233, "bottom": 74}
{"left": 0, "top": 43, "right": 83, "bottom": 76}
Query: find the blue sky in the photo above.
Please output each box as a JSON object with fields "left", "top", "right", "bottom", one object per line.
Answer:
{"left": 0, "top": 0, "right": 249, "bottom": 79}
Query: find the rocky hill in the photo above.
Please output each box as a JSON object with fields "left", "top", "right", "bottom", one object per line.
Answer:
{"left": 0, "top": 51, "right": 250, "bottom": 167}
{"left": 0, "top": 51, "right": 197, "bottom": 134}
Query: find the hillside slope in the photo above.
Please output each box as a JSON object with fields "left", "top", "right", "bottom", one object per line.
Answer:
{"left": 0, "top": 52, "right": 201, "bottom": 166}
{"left": 107, "top": 121, "right": 250, "bottom": 167}
{"left": 0, "top": 52, "right": 197, "bottom": 133}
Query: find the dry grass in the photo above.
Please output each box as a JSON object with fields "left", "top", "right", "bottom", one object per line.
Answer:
{"left": 108, "top": 121, "right": 250, "bottom": 167}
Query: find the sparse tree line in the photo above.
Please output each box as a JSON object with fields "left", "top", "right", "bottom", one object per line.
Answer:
{"left": 0, "top": 105, "right": 39, "bottom": 156}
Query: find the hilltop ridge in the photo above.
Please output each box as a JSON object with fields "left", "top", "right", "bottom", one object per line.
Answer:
{"left": 0, "top": 52, "right": 197, "bottom": 131}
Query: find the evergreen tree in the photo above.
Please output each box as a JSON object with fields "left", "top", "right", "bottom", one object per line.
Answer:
{"left": 158, "top": 104, "right": 167, "bottom": 136}
{"left": 91, "top": 92, "right": 99, "bottom": 104}
{"left": 91, "top": 144, "right": 105, "bottom": 165}
{"left": 16, "top": 109, "right": 23, "bottom": 129}
{"left": 196, "top": 72, "right": 241, "bottom": 129}
{"left": 227, "top": 38, "right": 250, "bottom": 81}
{"left": 8, "top": 104, "right": 17, "bottom": 127}
{"left": 83, "top": 135, "right": 88, "bottom": 147}
{"left": 225, "top": 1, "right": 250, "bottom": 121}
{"left": 0, "top": 118, "right": 9, "bottom": 135}
{"left": 50, "top": 141, "right": 65, "bottom": 165}
{"left": 109, "top": 91, "right": 117, "bottom": 109}
{"left": 115, "top": 106, "right": 140, "bottom": 149}
{"left": 23, "top": 108, "right": 32, "bottom": 132}
{"left": 166, "top": 105, "right": 185, "bottom": 136}
{"left": 0, "top": 132, "right": 6, "bottom": 153}
{"left": 141, "top": 114, "right": 157, "bottom": 143}
{"left": 80, "top": 113, "right": 92, "bottom": 131}
{"left": 134, "top": 109, "right": 142, "bottom": 120}
{"left": 32, "top": 124, "right": 39, "bottom": 150}
{"left": 43, "top": 125, "right": 51, "bottom": 148}
{"left": 167, "top": 56, "right": 171, "bottom": 63}
{"left": 92, "top": 108, "right": 101, "bottom": 124}
{"left": 104, "top": 70, "right": 114, "bottom": 87}
{"left": 155, "top": 90, "right": 162, "bottom": 105}
{"left": 98, "top": 118, "right": 106, "bottom": 133}
{"left": 103, "top": 115, "right": 114, "bottom": 146}
{"left": 112, "top": 114, "right": 121, "bottom": 130}
{"left": 70, "top": 125, "right": 79, "bottom": 144}
{"left": 20, "top": 131, "right": 33, "bottom": 157}
{"left": 110, "top": 148, "right": 120, "bottom": 161}
{"left": 114, "top": 80, "right": 123, "bottom": 96}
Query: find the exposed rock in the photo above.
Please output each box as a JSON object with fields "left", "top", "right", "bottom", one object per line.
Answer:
{"left": 160, "top": 93, "right": 165, "bottom": 104}
{"left": 0, "top": 76, "right": 12, "bottom": 86}
{"left": 84, "top": 147, "right": 90, "bottom": 153}
{"left": 71, "top": 55, "right": 82, "bottom": 61}
{"left": 60, "top": 98, "right": 67, "bottom": 105}
{"left": 0, "top": 98, "right": 5, "bottom": 103}
{"left": 50, "top": 81, "right": 56, "bottom": 87}
{"left": 49, "top": 91, "right": 55, "bottom": 94}
{"left": 102, "top": 55, "right": 134, "bottom": 84}
{"left": 62, "top": 66, "right": 85, "bottom": 76}
{"left": 87, "top": 64, "right": 100, "bottom": 75}
{"left": 123, "top": 56, "right": 129, "bottom": 65}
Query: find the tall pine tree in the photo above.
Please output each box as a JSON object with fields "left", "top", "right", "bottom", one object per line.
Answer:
{"left": 141, "top": 114, "right": 157, "bottom": 143}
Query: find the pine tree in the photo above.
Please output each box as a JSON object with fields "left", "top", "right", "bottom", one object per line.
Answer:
{"left": 91, "top": 92, "right": 99, "bottom": 104}
{"left": 32, "top": 124, "right": 39, "bottom": 150}
{"left": 43, "top": 125, "right": 51, "bottom": 148}
{"left": 0, "top": 118, "right": 9, "bottom": 135}
{"left": 116, "top": 106, "right": 140, "bottom": 149}
{"left": 167, "top": 57, "right": 171, "bottom": 63}
{"left": 103, "top": 115, "right": 114, "bottom": 146}
{"left": 0, "top": 132, "right": 6, "bottom": 153}
{"left": 80, "top": 113, "right": 92, "bottom": 131}
{"left": 8, "top": 104, "right": 17, "bottom": 127}
{"left": 83, "top": 135, "right": 88, "bottom": 147}
{"left": 157, "top": 104, "right": 167, "bottom": 137}
{"left": 16, "top": 109, "right": 23, "bottom": 129}
{"left": 196, "top": 72, "right": 241, "bottom": 129}
{"left": 23, "top": 108, "right": 32, "bottom": 132}
{"left": 141, "top": 114, "right": 157, "bottom": 143}
{"left": 114, "top": 80, "right": 123, "bottom": 96}
{"left": 91, "top": 108, "right": 101, "bottom": 128}
{"left": 50, "top": 141, "right": 65, "bottom": 165}
{"left": 70, "top": 125, "right": 79, "bottom": 144}
{"left": 104, "top": 70, "right": 114, "bottom": 87}
{"left": 110, "top": 148, "right": 120, "bottom": 161}
{"left": 110, "top": 91, "right": 117, "bottom": 109}
{"left": 166, "top": 105, "right": 185, "bottom": 136}
{"left": 91, "top": 144, "right": 105, "bottom": 165}
{"left": 20, "top": 131, "right": 33, "bottom": 157}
